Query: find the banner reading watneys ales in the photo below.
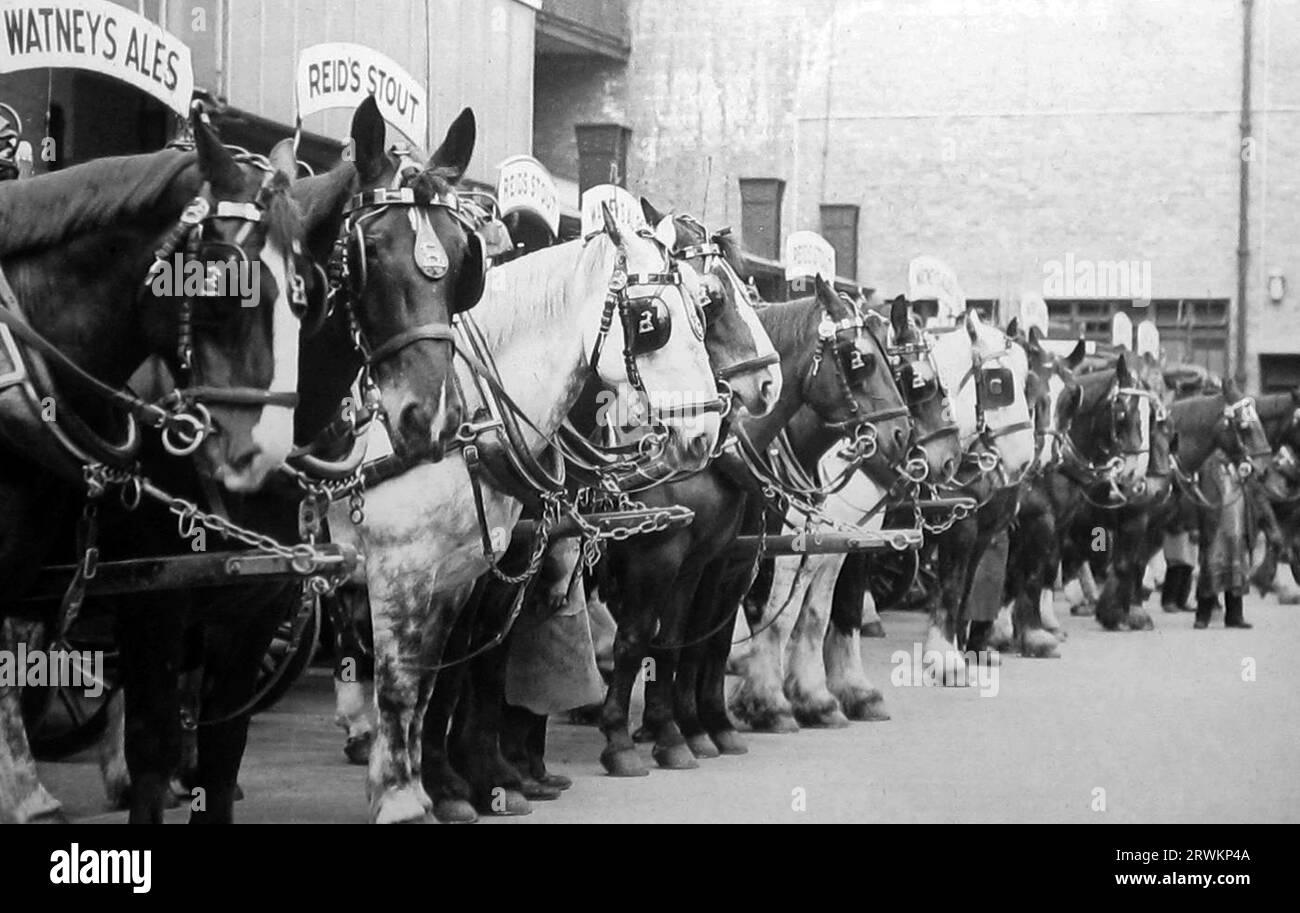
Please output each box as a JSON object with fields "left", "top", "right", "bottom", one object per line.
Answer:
{"left": 0, "top": 0, "right": 194, "bottom": 117}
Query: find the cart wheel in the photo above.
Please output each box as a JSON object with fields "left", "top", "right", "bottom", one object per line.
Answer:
{"left": 20, "top": 617, "right": 121, "bottom": 761}
{"left": 867, "top": 549, "right": 921, "bottom": 611}
{"left": 249, "top": 596, "right": 321, "bottom": 715}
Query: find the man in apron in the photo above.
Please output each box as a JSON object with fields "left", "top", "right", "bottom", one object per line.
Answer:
{"left": 1194, "top": 452, "right": 1254, "bottom": 629}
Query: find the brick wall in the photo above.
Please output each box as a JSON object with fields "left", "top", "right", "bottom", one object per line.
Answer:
{"left": 531, "top": 0, "right": 1300, "bottom": 386}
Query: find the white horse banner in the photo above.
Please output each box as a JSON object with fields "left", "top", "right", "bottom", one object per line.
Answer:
{"left": 0, "top": 0, "right": 194, "bottom": 117}
{"left": 908, "top": 256, "right": 965, "bottom": 323}
{"left": 784, "top": 231, "right": 836, "bottom": 281}
{"left": 295, "top": 42, "right": 426, "bottom": 144}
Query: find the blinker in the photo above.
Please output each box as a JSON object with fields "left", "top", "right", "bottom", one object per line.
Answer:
{"left": 979, "top": 366, "right": 1015, "bottom": 408}
{"left": 626, "top": 297, "right": 672, "bottom": 356}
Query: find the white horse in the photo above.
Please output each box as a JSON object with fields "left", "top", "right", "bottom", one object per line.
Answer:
{"left": 330, "top": 217, "right": 722, "bottom": 823}
{"left": 729, "top": 310, "right": 1036, "bottom": 722}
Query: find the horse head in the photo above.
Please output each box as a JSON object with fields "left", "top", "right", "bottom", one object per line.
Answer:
{"left": 292, "top": 97, "right": 483, "bottom": 464}
{"left": 583, "top": 210, "right": 722, "bottom": 471}
{"left": 963, "top": 311, "right": 1036, "bottom": 479}
{"left": 882, "top": 296, "right": 961, "bottom": 483}
{"left": 640, "top": 198, "right": 781, "bottom": 418}
{"left": 163, "top": 107, "right": 304, "bottom": 493}
{"left": 1216, "top": 379, "right": 1281, "bottom": 493}
{"left": 801, "top": 276, "right": 911, "bottom": 468}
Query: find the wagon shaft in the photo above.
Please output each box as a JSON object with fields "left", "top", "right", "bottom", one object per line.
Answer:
{"left": 729, "top": 528, "right": 923, "bottom": 556}
{"left": 18, "top": 545, "right": 359, "bottom": 600}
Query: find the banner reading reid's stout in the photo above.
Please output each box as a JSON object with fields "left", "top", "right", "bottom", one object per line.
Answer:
{"left": 296, "top": 42, "right": 426, "bottom": 144}
{"left": 0, "top": 0, "right": 194, "bottom": 117}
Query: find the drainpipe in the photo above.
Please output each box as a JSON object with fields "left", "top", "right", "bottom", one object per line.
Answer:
{"left": 1236, "top": 0, "right": 1254, "bottom": 389}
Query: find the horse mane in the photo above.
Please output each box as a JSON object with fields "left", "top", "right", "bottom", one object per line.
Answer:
{"left": 0, "top": 149, "right": 196, "bottom": 256}
{"left": 474, "top": 235, "right": 612, "bottom": 350}
{"left": 755, "top": 295, "right": 822, "bottom": 355}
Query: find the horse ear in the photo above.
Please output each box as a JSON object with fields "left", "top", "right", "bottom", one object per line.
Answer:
{"left": 191, "top": 105, "right": 242, "bottom": 196}
{"left": 964, "top": 308, "right": 980, "bottom": 340}
{"left": 600, "top": 201, "right": 623, "bottom": 246}
{"left": 1006, "top": 317, "right": 1021, "bottom": 339}
{"left": 1116, "top": 353, "right": 1133, "bottom": 387}
{"left": 350, "top": 97, "right": 387, "bottom": 184}
{"left": 1222, "top": 375, "right": 1242, "bottom": 401}
{"left": 1028, "top": 325, "right": 1044, "bottom": 345}
{"left": 1168, "top": 431, "right": 1180, "bottom": 456}
{"left": 889, "top": 295, "right": 909, "bottom": 339}
{"left": 1066, "top": 337, "right": 1087, "bottom": 369}
{"left": 813, "top": 274, "right": 838, "bottom": 310}
{"left": 429, "top": 108, "right": 476, "bottom": 183}
{"left": 653, "top": 216, "right": 677, "bottom": 251}
{"left": 641, "top": 196, "right": 667, "bottom": 227}
{"left": 268, "top": 138, "right": 297, "bottom": 186}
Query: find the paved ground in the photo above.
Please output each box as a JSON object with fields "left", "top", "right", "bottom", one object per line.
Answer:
{"left": 39, "top": 593, "right": 1300, "bottom": 823}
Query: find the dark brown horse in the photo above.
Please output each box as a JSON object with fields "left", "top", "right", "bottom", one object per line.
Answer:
{"left": 592, "top": 276, "right": 912, "bottom": 775}
{"left": 0, "top": 108, "right": 306, "bottom": 823}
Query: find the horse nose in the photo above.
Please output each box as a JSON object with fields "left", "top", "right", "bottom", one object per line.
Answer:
{"left": 226, "top": 442, "right": 262, "bottom": 477}
{"left": 398, "top": 400, "right": 433, "bottom": 446}
{"left": 941, "top": 457, "right": 957, "bottom": 480}
{"left": 760, "top": 379, "right": 778, "bottom": 406}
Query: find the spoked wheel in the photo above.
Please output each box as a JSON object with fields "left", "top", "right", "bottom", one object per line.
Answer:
{"left": 19, "top": 615, "right": 122, "bottom": 761}
{"left": 248, "top": 593, "right": 321, "bottom": 715}
{"left": 867, "top": 548, "right": 921, "bottom": 611}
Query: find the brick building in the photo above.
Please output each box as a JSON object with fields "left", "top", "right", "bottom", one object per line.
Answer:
{"left": 531, "top": 0, "right": 1300, "bottom": 390}
{"left": 4, "top": 1, "right": 1297, "bottom": 388}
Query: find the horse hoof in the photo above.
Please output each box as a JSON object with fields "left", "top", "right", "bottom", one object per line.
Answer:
{"left": 1019, "top": 629, "right": 1061, "bottom": 658}
{"left": 1070, "top": 602, "right": 1096, "bottom": 617}
{"left": 344, "top": 732, "right": 373, "bottom": 766}
{"left": 1123, "top": 610, "right": 1155, "bottom": 631}
{"left": 861, "top": 620, "right": 886, "bottom": 638}
{"left": 710, "top": 729, "right": 749, "bottom": 755}
{"left": 480, "top": 789, "right": 532, "bottom": 816}
{"left": 745, "top": 710, "right": 799, "bottom": 733}
{"left": 538, "top": 772, "right": 573, "bottom": 791}
{"left": 519, "top": 778, "right": 563, "bottom": 801}
{"left": 793, "top": 703, "right": 850, "bottom": 728}
{"left": 601, "top": 748, "right": 649, "bottom": 777}
{"left": 686, "top": 732, "right": 720, "bottom": 759}
{"left": 631, "top": 725, "right": 655, "bottom": 744}
{"left": 432, "top": 798, "right": 478, "bottom": 824}
{"left": 653, "top": 742, "right": 699, "bottom": 770}
{"left": 839, "top": 691, "right": 890, "bottom": 721}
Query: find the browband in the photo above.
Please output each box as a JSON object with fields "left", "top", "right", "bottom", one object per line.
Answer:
{"left": 212, "top": 201, "right": 263, "bottom": 222}
{"left": 674, "top": 243, "right": 722, "bottom": 260}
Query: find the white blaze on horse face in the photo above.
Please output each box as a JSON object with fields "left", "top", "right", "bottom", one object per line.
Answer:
{"left": 928, "top": 330, "right": 980, "bottom": 446}
{"left": 1044, "top": 373, "right": 1065, "bottom": 464}
{"left": 725, "top": 267, "right": 781, "bottom": 413}
{"left": 224, "top": 238, "right": 299, "bottom": 492}
{"left": 1130, "top": 396, "right": 1151, "bottom": 478}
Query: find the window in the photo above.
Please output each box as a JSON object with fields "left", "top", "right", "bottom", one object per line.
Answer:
{"left": 819, "top": 204, "right": 859, "bottom": 281}
{"left": 1046, "top": 298, "right": 1230, "bottom": 373}
{"left": 1260, "top": 354, "right": 1300, "bottom": 393}
{"left": 739, "top": 178, "right": 785, "bottom": 261}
